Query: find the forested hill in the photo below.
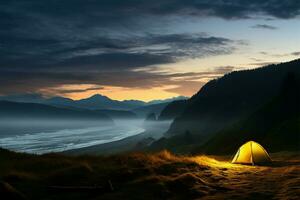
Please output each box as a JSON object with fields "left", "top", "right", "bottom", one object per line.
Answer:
{"left": 167, "top": 59, "right": 300, "bottom": 139}
{"left": 200, "top": 73, "right": 300, "bottom": 154}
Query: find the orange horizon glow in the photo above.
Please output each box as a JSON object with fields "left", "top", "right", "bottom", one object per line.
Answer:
{"left": 68, "top": 87, "right": 182, "bottom": 102}
{"left": 40, "top": 84, "right": 191, "bottom": 102}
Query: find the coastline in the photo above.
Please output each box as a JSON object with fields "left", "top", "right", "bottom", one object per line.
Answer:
{"left": 0, "top": 123, "right": 143, "bottom": 154}
{"left": 63, "top": 121, "right": 172, "bottom": 155}
{"left": 63, "top": 130, "right": 150, "bottom": 155}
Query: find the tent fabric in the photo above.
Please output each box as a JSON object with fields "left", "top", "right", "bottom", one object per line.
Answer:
{"left": 232, "top": 141, "right": 271, "bottom": 165}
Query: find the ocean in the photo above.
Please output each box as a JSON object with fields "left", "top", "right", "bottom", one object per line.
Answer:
{"left": 0, "top": 121, "right": 145, "bottom": 154}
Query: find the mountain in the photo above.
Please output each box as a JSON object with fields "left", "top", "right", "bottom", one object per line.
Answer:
{"left": 149, "top": 59, "right": 300, "bottom": 154}
{"left": 200, "top": 73, "right": 300, "bottom": 154}
{"left": 0, "top": 101, "right": 113, "bottom": 121}
{"left": 0, "top": 101, "right": 113, "bottom": 136}
{"left": 0, "top": 94, "right": 144, "bottom": 110}
{"left": 44, "top": 94, "right": 145, "bottom": 110}
{"left": 145, "top": 113, "right": 157, "bottom": 121}
{"left": 132, "top": 102, "right": 170, "bottom": 118}
{"left": 0, "top": 93, "right": 185, "bottom": 112}
{"left": 167, "top": 59, "right": 300, "bottom": 138}
{"left": 121, "top": 99, "right": 146, "bottom": 107}
{"left": 0, "top": 93, "right": 46, "bottom": 103}
{"left": 44, "top": 96, "right": 75, "bottom": 107}
{"left": 93, "top": 109, "right": 137, "bottom": 119}
{"left": 158, "top": 99, "right": 188, "bottom": 121}
{"left": 131, "top": 96, "right": 188, "bottom": 118}
{"left": 147, "top": 96, "right": 188, "bottom": 105}
{"left": 0, "top": 94, "right": 77, "bottom": 109}
{"left": 74, "top": 94, "right": 127, "bottom": 110}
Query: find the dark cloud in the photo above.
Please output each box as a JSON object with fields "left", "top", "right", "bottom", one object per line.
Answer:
{"left": 251, "top": 24, "right": 278, "bottom": 30}
{"left": 165, "top": 80, "right": 207, "bottom": 97}
{"left": 0, "top": 66, "right": 236, "bottom": 96}
{"left": 0, "top": 32, "right": 235, "bottom": 72}
{"left": 291, "top": 51, "right": 300, "bottom": 56}
{"left": 1, "top": 0, "right": 298, "bottom": 96}
{"left": 258, "top": 51, "right": 300, "bottom": 58}
{"left": 49, "top": 86, "right": 105, "bottom": 95}
{"left": 247, "top": 61, "right": 280, "bottom": 67}
{"left": 213, "top": 66, "right": 236, "bottom": 74}
{"left": 3, "top": 1, "right": 300, "bottom": 24}
{"left": 164, "top": 66, "right": 236, "bottom": 96}
{"left": 51, "top": 34, "right": 235, "bottom": 72}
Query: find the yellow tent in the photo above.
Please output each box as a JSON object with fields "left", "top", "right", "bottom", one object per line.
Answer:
{"left": 232, "top": 141, "right": 271, "bottom": 165}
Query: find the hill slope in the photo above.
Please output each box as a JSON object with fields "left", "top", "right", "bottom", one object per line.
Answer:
{"left": 200, "top": 73, "right": 300, "bottom": 154}
{"left": 132, "top": 102, "right": 170, "bottom": 118}
{"left": 167, "top": 59, "right": 300, "bottom": 140}
{"left": 158, "top": 100, "right": 187, "bottom": 121}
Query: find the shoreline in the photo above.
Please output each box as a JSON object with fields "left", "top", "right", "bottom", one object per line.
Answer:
{"left": 63, "top": 130, "right": 150, "bottom": 155}
{"left": 64, "top": 121, "right": 172, "bottom": 155}
{"left": 0, "top": 124, "right": 144, "bottom": 154}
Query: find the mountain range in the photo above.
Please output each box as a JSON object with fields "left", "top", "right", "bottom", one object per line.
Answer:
{"left": 0, "top": 101, "right": 113, "bottom": 121}
{"left": 0, "top": 93, "right": 187, "bottom": 112}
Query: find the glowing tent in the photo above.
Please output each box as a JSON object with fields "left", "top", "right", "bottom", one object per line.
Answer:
{"left": 232, "top": 141, "right": 271, "bottom": 165}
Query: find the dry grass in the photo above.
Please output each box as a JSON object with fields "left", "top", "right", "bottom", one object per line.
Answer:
{"left": 0, "top": 149, "right": 299, "bottom": 199}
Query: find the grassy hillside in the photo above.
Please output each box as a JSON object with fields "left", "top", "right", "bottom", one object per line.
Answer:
{"left": 0, "top": 149, "right": 299, "bottom": 200}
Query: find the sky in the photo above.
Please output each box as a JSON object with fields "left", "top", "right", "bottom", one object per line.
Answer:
{"left": 1, "top": 0, "right": 300, "bottom": 101}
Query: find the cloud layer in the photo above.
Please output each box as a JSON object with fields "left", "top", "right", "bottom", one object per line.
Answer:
{"left": 251, "top": 24, "right": 278, "bottom": 30}
{"left": 1, "top": 0, "right": 299, "bottom": 97}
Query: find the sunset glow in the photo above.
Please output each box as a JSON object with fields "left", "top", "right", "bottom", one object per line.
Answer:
{"left": 0, "top": 1, "right": 299, "bottom": 100}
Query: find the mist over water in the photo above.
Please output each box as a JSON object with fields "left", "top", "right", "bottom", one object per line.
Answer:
{"left": 0, "top": 119, "right": 145, "bottom": 154}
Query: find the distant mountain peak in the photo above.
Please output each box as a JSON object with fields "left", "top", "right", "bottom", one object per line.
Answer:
{"left": 78, "top": 94, "right": 112, "bottom": 103}
{"left": 89, "top": 94, "right": 105, "bottom": 98}
{"left": 0, "top": 92, "right": 187, "bottom": 111}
